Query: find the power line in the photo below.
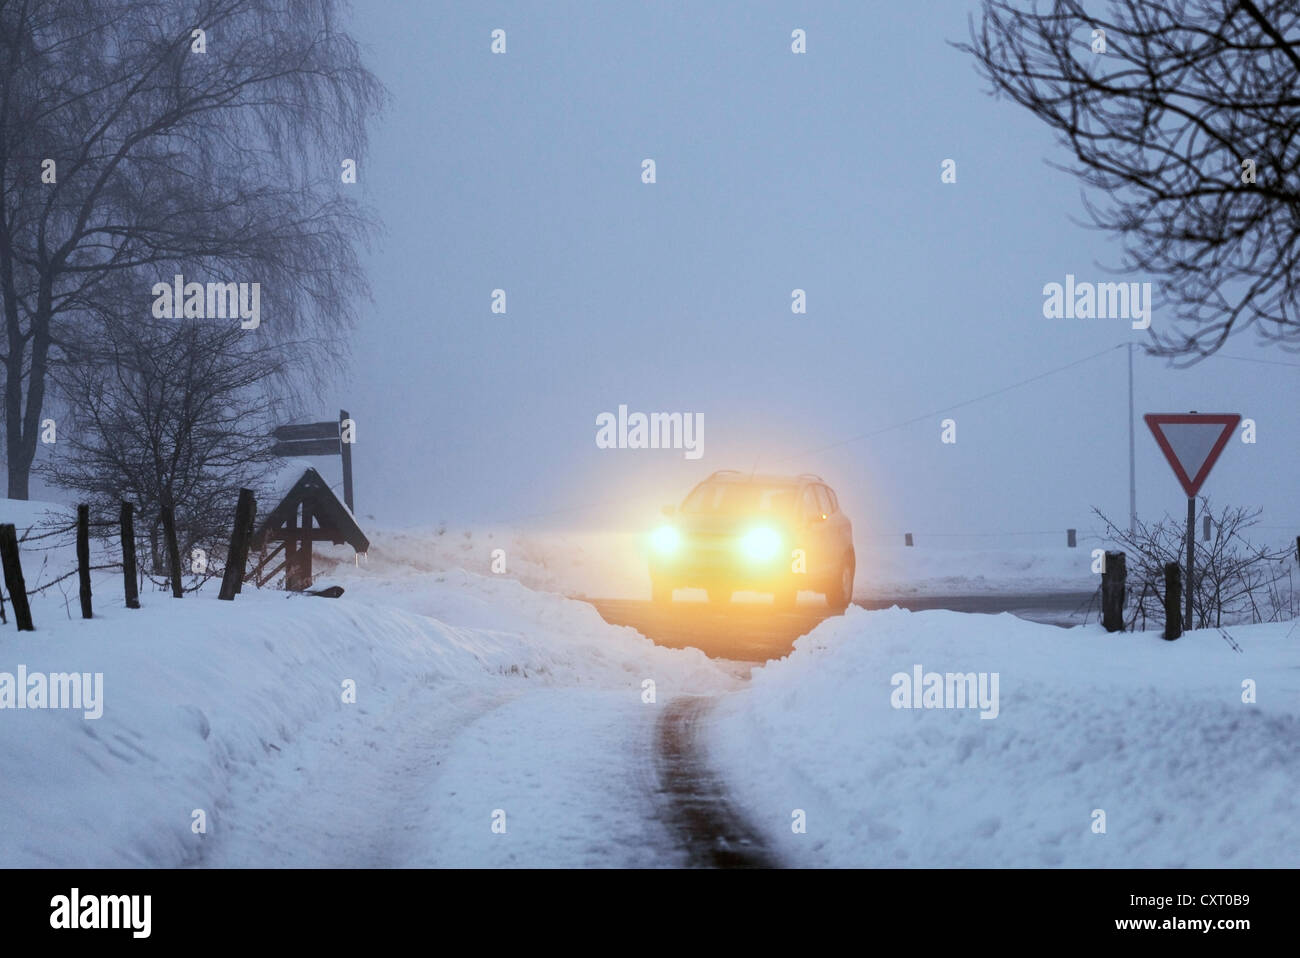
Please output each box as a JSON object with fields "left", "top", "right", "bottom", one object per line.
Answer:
{"left": 1210, "top": 353, "right": 1300, "bottom": 368}
{"left": 494, "top": 343, "right": 1128, "bottom": 525}
{"left": 768, "top": 343, "right": 1127, "bottom": 464}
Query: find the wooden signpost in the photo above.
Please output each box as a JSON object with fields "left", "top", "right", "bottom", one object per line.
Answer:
{"left": 271, "top": 409, "right": 355, "bottom": 512}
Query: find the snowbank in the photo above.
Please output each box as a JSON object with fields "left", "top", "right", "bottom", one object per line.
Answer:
{"left": 712, "top": 607, "right": 1300, "bottom": 867}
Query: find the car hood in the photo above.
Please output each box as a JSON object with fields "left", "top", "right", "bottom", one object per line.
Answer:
{"left": 674, "top": 513, "right": 793, "bottom": 536}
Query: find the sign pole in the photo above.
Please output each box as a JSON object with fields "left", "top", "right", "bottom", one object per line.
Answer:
{"left": 1128, "top": 343, "right": 1137, "bottom": 536}
{"left": 1184, "top": 496, "right": 1194, "bottom": 631}
{"left": 340, "top": 408, "right": 354, "bottom": 514}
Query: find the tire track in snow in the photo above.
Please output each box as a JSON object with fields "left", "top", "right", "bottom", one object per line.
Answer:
{"left": 653, "top": 695, "right": 778, "bottom": 868}
{"left": 420, "top": 687, "right": 689, "bottom": 867}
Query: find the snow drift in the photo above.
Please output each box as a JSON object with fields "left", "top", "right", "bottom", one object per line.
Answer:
{"left": 713, "top": 606, "right": 1300, "bottom": 867}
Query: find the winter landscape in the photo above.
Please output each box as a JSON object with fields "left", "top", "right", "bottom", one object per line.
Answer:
{"left": 0, "top": 0, "right": 1297, "bottom": 920}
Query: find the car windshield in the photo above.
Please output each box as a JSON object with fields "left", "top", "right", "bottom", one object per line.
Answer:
{"left": 681, "top": 481, "right": 798, "bottom": 516}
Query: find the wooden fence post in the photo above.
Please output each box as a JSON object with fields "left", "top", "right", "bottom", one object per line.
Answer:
{"left": 161, "top": 503, "right": 183, "bottom": 598}
{"left": 1163, "top": 561, "right": 1182, "bottom": 641}
{"left": 1101, "top": 551, "right": 1126, "bottom": 632}
{"left": 235, "top": 496, "right": 256, "bottom": 596}
{"left": 219, "top": 489, "right": 257, "bottom": 601}
{"left": 76, "top": 504, "right": 92, "bottom": 619}
{"left": 120, "top": 502, "right": 140, "bottom": 609}
{"left": 0, "top": 524, "right": 34, "bottom": 631}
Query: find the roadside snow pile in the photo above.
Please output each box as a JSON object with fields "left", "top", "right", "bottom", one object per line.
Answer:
{"left": 713, "top": 607, "right": 1300, "bottom": 867}
{"left": 856, "top": 545, "right": 1094, "bottom": 597}
{"left": 0, "top": 555, "right": 724, "bottom": 867}
{"left": 324, "top": 561, "right": 723, "bottom": 688}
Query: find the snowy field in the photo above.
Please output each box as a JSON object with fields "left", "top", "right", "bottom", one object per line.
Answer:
{"left": 320, "top": 521, "right": 1099, "bottom": 599}
{"left": 1, "top": 498, "right": 1296, "bottom": 867}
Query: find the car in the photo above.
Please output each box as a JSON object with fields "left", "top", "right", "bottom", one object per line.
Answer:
{"left": 647, "top": 470, "right": 855, "bottom": 611}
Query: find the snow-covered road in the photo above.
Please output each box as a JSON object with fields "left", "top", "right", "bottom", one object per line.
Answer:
{"left": 204, "top": 683, "right": 714, "bottom": 868}
{"left": 200, "top": 684, "right": 522, "bottom": 867}
{"left": 654, "top": 695, "right": 775, "bottom": 867}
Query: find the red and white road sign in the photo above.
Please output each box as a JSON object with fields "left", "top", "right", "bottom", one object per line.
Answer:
{"left": 1144, "top": 413, "right": 1240, "bottom": 498}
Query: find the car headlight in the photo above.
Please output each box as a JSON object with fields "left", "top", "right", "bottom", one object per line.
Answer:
{"left": 739, "top": 526, "right": 782, "bottom": 562}
{"left": 650, "top": 525, "right": 682, "bottom": 556}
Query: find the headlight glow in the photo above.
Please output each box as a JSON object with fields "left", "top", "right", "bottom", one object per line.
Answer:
{"left": 739, "top": 526, "right": 782, "bottom": 562}
{"left": 651, "top": 524, "right": 682, "bottom": 556}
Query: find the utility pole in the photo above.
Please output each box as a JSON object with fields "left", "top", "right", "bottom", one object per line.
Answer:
{"left": 1128, "top": 342, "right": 1137, "bottom": 536}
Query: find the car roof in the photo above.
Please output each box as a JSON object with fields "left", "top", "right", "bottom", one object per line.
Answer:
{"left": 697, "top": 471, "right": 825, "bottom": 487}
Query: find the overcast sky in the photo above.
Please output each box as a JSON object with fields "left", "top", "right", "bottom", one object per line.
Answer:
{"left": 332, "top": 0, "right": 1300, "bottom": 547}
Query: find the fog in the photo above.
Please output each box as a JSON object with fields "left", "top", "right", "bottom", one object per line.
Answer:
{"left": 334, "top": 0, "right": 1300, "bottom": 548}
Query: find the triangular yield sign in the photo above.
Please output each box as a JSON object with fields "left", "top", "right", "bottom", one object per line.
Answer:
{"left": 1144, "top": 413, "right": 1240, "bottom": 498}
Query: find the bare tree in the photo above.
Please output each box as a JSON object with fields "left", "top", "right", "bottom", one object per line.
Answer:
{"left": 0, "top": 0, "right": 383, "bottom": 498}
{"left": 960, "top": 1, "right": 1300, "bottom": 361}
{"left": 1093, "top": 500, "right": 1293, "bottom": 629}
{"left": 43, "top": 315, "right": 282, "bottom": 584}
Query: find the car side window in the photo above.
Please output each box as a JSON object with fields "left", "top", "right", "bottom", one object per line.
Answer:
{"left": 815, "top": 485, "right": 834, "bottom": 516}
{"left": 800, "top": 487, "right": 821, "bottom": 521}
